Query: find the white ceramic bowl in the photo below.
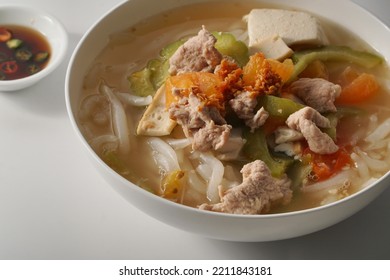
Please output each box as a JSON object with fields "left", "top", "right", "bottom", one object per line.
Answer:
{"left": 0, "top": 4, "right": 68, "bottom": 91}
{"left": 65, "top": 0, "right": 390, "bottom": 242}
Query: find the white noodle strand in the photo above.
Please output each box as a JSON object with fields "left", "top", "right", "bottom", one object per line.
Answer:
{"left": 99, "top": 81, "right": 130, "bottom": 154}
{"left": 197, "top": 152, "right": 224, "bottom": 203}
{"left": 365, "top": 118, "right": 390, "bottom": 143}
{"left": 301, "top": 170, "right": 352, "bottom": 193}
{"left": 147, "top": 137, "right": 180, "bottom": 173}
{"left": 116, "top": 92, "right": 153, "bottom": 106}
{"left": 166, "top": 138, "right": 192, "bottom": 150}
{"left": 351, "top": 152, "right": 370, "bottom": 181}
{"left": 356, "top": 148, "right": 389, "bottom": 172}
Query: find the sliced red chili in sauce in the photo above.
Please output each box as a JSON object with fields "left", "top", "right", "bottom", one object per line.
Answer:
{"left": 0, "top": 28, "right": 12, "bottom": 42}
{"left": 0, "top": 61, "right": 18, "bottom": 74}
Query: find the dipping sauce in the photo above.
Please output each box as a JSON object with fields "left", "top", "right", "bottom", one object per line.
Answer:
{"left": 0, "top": 25, "right": 51, "bottom": 81}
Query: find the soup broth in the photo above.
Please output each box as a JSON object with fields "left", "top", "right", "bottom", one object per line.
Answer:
{"left": 78, "top": 2, "right": 390, "bottom": 214}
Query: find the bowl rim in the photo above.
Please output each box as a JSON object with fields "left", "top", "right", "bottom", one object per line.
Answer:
{"left": 0, "top": 3, "right": 68, "bottom": 88}
{"left": 65, "top": 0, "right": 390, "bottom": 220}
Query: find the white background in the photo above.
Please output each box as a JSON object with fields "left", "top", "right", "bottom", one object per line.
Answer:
{"left": 0, "top": 0, "right": 389, "bottom": 259}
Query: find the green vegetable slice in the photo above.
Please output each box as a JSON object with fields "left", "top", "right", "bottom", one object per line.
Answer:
{"left": 289, "top": 45, "right": 383, "bottom": 83}
{"left": 212, "top": 31, "right": 249, "bottom": 67}
{"left": 128, "top": 39, "right": 185, "bottom": 97}
{"left": 257, "top": 95, "right": 305, "bottom": 119}
{"left": 160, "top": 39, "right": 186, "bottom": 60}
{"left": 128, "top": 67, "right": 155, "bottom": 97}
{"left": 243, "top": 128, "right": 293, "bottom": 178}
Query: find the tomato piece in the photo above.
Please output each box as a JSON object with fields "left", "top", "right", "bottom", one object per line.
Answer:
{"left": 304, "top": 147, "right": 352, "bottom": 181}
{"left": 0, "top": 61, "right": 18, "bottom": 74}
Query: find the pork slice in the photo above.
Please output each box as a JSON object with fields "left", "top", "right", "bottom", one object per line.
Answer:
{"left": 286, "top": 107, "right": 338, "bottom": 154}
{"left": 290, "top": 78, "right": 341, "bottom": 113}
{"left": 229, "top": 91, "right": 269, "bottom": 132}
{"left": 247, "top": 107, "right": 269, "bottom": 132}
{"left": 274, "top": 126, "right": 304, "bottom": 144}
{"left": 169, "top": 26, "right": 223, "bottom": 75}
{"left": 193, "top": 121, "right": 231, "bottom": 151}
{"left": 169, "top": 92, "right": 231, "bottom": 151}
{"left": 199, "top": 160, "right": 292, "bottom": 214}
{"left": 229, "top": 91, "right": 257, "bottom": 119}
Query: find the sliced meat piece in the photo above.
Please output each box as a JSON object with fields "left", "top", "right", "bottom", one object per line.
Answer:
{"left": 199, "top": 160, "right": 292, "bottom": 214}
{"left": 193, "top": 121, "right": 231, "bottom": 151}
{"left": 274, "top": 126, "right": 304, "bottom": 144}
{"left": 274, "top": 142, "right": 303, "bottom": 157}
{"left": 229, "top": 91, "right": 257, "bottom": 119}
{"left": 169, "top": 26, "right": 223, "bottom": 76}
{"left": 229, "top": 91, "right": 269, "bottom": 132}
{"left": 286, "top": 107, "right": 338, "bottom": 154}
{"left": 290, "top": 78, "right": 341, "bottom": 113}
{"left": 169, "top": 92, "right": 231, "bottom": 151}
{"left": 247, "top": 107, "right": 269, "bottom": 131}
{"left": 215, "top": 129, "right": 246, "bottom": 161}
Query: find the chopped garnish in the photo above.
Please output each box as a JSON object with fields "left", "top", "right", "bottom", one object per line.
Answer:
{"left": 34, "top": 51, "right": 49, "bottom": 62}
{"left": 6, "top": 38, "right": 23, "bottom": 49}
{"left": 27, "top": 64, "right": 40, "bottom": 74}
{"left": 0, "top": 61, "right": 18, "bottom": 74}
{"left": 15, "top": 49, "right": 33, "bottom": 61}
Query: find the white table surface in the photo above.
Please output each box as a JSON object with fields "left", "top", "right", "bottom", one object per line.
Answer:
{"left": 1, "top": 0, "right": 389, "bottom": 260}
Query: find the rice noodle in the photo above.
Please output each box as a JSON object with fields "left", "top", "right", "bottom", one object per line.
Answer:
{"left": 78, "top": 94, "right": 110, "bottom": 126}
{"left": 365, "top": 118, "right": 390, "bottom": 143}
{"left": 187, "top": 170, "right": 207, "bottom": 195}
{"left": 224, "top": 165, "right": 240, "bottom": 182}
{"left": 216, "top": 130, "right": 246, "bottom": 161}
{"left": 361, "top": 177, "right": 379, "bottom": 189}
{"left": 301, "top": 170, "right": 353, "bottom": 193}
{"left": 355, "top": 148, "right": 389, "bottom": 172}
{"left": 116, "top": 92, "right": 153, "bottom": 106}
{"left": 99, "top": 81, "right": 130, "bottom": 154}
{"left": 166, "top": 138, "right": 192, "bottom": 150}
{"left": 350, "top": 152, "right": 370, "bottom": 180}
{"left": 222, "top": 165, "right": 240, "bottom": 189}
{"left": 147, "top": 137, "right": 180, "bottom": 173}
{"left": 196, "top": 152, "right": 224, "bottom": 203}
{"left": 365, "top": 139, "right": 388, "bottom": 151}
{"left": 89, "top": 134, "right": 118, "bottom": 152}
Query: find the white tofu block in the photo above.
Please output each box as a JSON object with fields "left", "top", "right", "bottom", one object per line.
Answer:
{"left": 247, "top": 9, "right": 329, "bottom": 48}
{"left": 137, "top": 85, "right": 176, "bottom": 136}
{"left": 249, "top": 34, "right": 293, "bottom": 60}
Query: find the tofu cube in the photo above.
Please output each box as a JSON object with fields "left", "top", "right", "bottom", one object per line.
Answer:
{"left": 246, "top": 9, "right": 329, "bottom": 49}
{"left": 249, "top": 34, "right": 293, "bottom": 60}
